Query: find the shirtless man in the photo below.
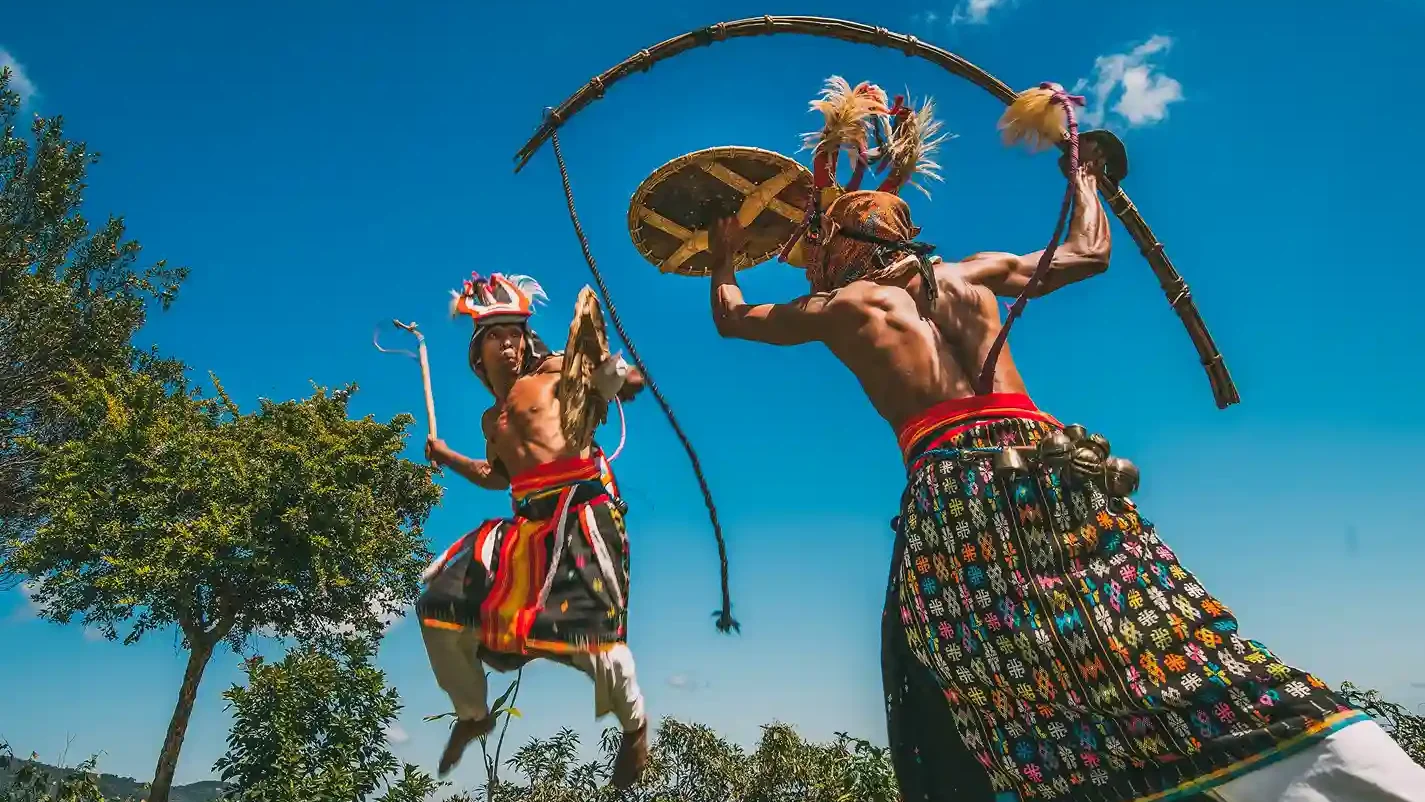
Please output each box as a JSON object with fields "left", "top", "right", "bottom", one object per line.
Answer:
{"left": 416, "top": 272, "right": 650, "bottom": 789}
{"left": 702, "top": 80, "right": 1423, "bottom": 802}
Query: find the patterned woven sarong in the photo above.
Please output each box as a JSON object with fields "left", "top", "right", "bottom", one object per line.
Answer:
{"left": 884, "top": 394, "right": 1365, "bottom": 802}
{"left": 417, "top": 451, "right": 630, "bottom": 658}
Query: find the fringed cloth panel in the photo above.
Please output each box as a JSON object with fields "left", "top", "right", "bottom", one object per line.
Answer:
{"left": 418, "top": 452, "right": 630, "bottom": 657}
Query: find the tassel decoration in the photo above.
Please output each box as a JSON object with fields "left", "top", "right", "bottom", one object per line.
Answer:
{"left": 998, "top": 82, "right": 1075, "bottom": 152}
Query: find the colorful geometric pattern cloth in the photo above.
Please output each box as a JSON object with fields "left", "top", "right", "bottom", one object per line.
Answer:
{"left": 884, "top": 396, "right": 1366, "bottom": 802}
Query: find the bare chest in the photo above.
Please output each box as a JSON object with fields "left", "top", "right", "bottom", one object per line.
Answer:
{"left": 485, "top": 374, "right": 561, "bottom": 442}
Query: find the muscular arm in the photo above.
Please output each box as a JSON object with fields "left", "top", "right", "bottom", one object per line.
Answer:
{"left": 953, "top": 167, "right": 1111, "bottom": 299}
{"left": 709, "top": 255, "right": 834, "bottom": 346}
{"left": 435, "top": 442, "right": 510, "bottom": 491}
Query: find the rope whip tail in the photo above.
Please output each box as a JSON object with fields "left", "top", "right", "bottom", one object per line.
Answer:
{"left": 547, "top": 123, "right": 739, "bottom": 634}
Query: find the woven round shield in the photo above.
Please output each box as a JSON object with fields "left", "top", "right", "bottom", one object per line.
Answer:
{"left": 628, "top": 146, "right": 813, "bottom": 277}
{"left": 557, "top": 286, "right": 611, "bottom": 453}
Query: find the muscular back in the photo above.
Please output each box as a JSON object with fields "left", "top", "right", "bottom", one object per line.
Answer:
{"left": 481, "top": 356, "right": 590, "bottom": 479}
{"left": 820, "top": 269, "right": 1028, "bottom": 432}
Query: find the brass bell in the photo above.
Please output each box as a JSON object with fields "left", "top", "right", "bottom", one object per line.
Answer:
{"left": 1104, "top": 456, "right": 1140, "bottom": 497}
{"left": 1036, "top": 431, "right": 1074, "bottom": 467}
{"left": 1086, "top": 433, "right": 1111, "bottom": 459}
{"left": 1070, "top": 446, "right": 1104, "bottom": 479}
{"left": 1063, "top": 424, "right": 1087, "bottom": 443}
{"left": 992, "top": 447, "right": 1029, "bottom": 481}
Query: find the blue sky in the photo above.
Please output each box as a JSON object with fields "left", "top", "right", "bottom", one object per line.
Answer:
{"left": 4, "top": 0, "right": 1424, "bottom": 791}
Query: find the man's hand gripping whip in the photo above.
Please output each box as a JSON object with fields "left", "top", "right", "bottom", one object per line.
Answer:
{"left": 374, "top": 320, "right": 441, "bottom": 472}
{"left": 514, "top": 15, "right": 1240, "bottom": 413}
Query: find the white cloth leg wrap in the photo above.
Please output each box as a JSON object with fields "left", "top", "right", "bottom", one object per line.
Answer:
{"left": 569, "top": 644, "right": 646, "bottom": 734}
{"left": 1210, "top": 720, "right": 1425, "bottom": 802}
{"left": 420, "top": 623, "right": 489, "bottom": 722}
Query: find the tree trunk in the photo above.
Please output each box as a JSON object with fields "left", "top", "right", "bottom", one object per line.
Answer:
{"left": 147, "top": 637, "right": 215, "bottom": 802}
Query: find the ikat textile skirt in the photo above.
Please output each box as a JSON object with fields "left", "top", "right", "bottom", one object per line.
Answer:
{"left": 883, "top": 413, "right": 1365, "bottom": 802}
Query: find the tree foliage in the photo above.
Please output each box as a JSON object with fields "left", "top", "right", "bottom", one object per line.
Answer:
{"left": 0, "top": 66, "right": 186, "bottom": 555}
{"left": 4, "top": 366, "right": 441, "bottom": 801}
{"left": 1338, "top": 682, "right": 1425, "bottom": 766}
{"left": 215, "top": 639, "right": 443, "bottom": 802}
{"left": 8, "top": 369, "right": 440, "bottom": 647}
{"left": 477, "top": 718, "right": 899, "bottom": 802}
{"left": 0, "top": 742, "right": 108, "bottom": 802}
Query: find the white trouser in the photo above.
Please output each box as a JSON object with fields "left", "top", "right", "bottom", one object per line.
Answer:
{"left": 1209, "top": 720, "right": 1425, "bottom": 802}
{"left": 420, "top": 623, "right": 646, "bottom": 733}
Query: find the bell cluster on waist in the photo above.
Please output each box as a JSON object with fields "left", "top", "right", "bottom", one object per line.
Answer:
{"left": 915, "top": 423, "right": 1141, "bottom": 501}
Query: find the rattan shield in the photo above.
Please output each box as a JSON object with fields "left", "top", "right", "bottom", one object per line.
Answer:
{"left": 628, "top": 146, "right": 813, "bottom": 277}
{"left": 558, "top": 286, "right": 612, "bottom": 452}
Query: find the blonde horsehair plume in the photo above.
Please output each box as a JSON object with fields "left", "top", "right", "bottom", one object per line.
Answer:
{"left": 998, "top": 85, "right": 1068, "bottom": 152}
{"left": 886, "top": 96, "right": 952, "bottom": 198}
{"left": 800, "top": 76, "right": 889, "bottom": 163}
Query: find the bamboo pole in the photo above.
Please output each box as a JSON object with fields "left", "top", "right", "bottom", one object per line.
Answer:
{"left": 511, "top": 15, "right": 1240, "bottom": 409}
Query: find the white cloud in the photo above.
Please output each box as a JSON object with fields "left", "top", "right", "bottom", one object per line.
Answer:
{"left": 0, "top": 48, "right": 37, "bottom": 104}
{"left": 1076, "top": 35, "right": 1184, "bottom": 129}
{"left": 319, "top": 590, "right": 405, "bottom": 639}
{"left": 9, "top": 580, "right": 46, "bottom": 622}
{"left": 666, "top": 673, "right": 709, "bottom": 693}
{"left": 11, "top": 583, "right": 105, "bottom": 641}
{"left": 952, "top": 0, "right": 1010, "bottom": 25}
{"left": 385, "top": 723, "right": 410, "bottom": 745}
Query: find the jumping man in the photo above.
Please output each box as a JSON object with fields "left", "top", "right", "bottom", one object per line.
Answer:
{"left": 416, "top": 272, "right": 651, "bottom": 789}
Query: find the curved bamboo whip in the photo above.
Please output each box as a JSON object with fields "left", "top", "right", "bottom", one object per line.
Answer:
{"left": 512, "top": 15, "right": 1239, "bottom": 409}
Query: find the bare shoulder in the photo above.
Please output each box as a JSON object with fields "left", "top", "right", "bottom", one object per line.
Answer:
{"left": 934, "top": 258, "right": 1002, "bottom": 305}
{"left": 833, "top": 280, "right": 917, "bottom": 314}
{"left": 536, "top": 353, "right": 564, "bottom": 373}
{"left": 480, "top": 405, "right": 499, "bottom": 437}
{"left": 823, "top": 282, "right": 878, "bottom": 307}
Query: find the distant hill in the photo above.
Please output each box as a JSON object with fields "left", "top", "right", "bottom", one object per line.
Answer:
{"left": 0, "top": 755, "right": 227, "bottom": 802}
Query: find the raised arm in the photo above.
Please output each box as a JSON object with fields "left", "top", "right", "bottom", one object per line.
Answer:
{"left": 426, "top": 435, "right": 510, "bottom": 491}
{"left": 953, "top": 161, "right": 1111, "bottom": 299}
{"left": 707, "top": 217, "right": 835, "bottom": 346}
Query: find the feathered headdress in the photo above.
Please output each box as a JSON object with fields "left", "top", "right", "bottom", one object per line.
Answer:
{"left": 450, "top": 272, "right": 552, "bottom": 386}
{"left": 450, "top": 272, "right": 548, "bottom": 326}
{"left": 781, "top": 76, "right": 952, "bottom": 269}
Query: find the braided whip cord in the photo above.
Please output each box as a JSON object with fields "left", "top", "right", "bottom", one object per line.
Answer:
{"left": 975, "top": 83, "right": 1085, "bottom": 394}
{"left": 548, "top": 125, "right": 739, "bottom": 634}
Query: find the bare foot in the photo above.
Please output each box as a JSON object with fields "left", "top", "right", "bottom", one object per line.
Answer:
{"left": 611, "top": 723, "right": 649, "bottom": 790}
{"left": 438, "top": 716, "right": 496, "bottom": 777}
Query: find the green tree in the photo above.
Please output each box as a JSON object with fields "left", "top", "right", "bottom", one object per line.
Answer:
{"left": 424, "top": 670, "right": 525, "bottom": 799}
{"left": 4, "top": 367, "right": 440, "bottom": 802}
{"left": 482, "top": 718, "right": 900, "bottom": 802}
{"left": 215, "top": 639, "right": 443, "bottom": 802}
{"left": 0, "top": 741, "right": 110, "bottom": 802}
{"left": 0, "top": 66, "right": 186, "bottom": 555}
